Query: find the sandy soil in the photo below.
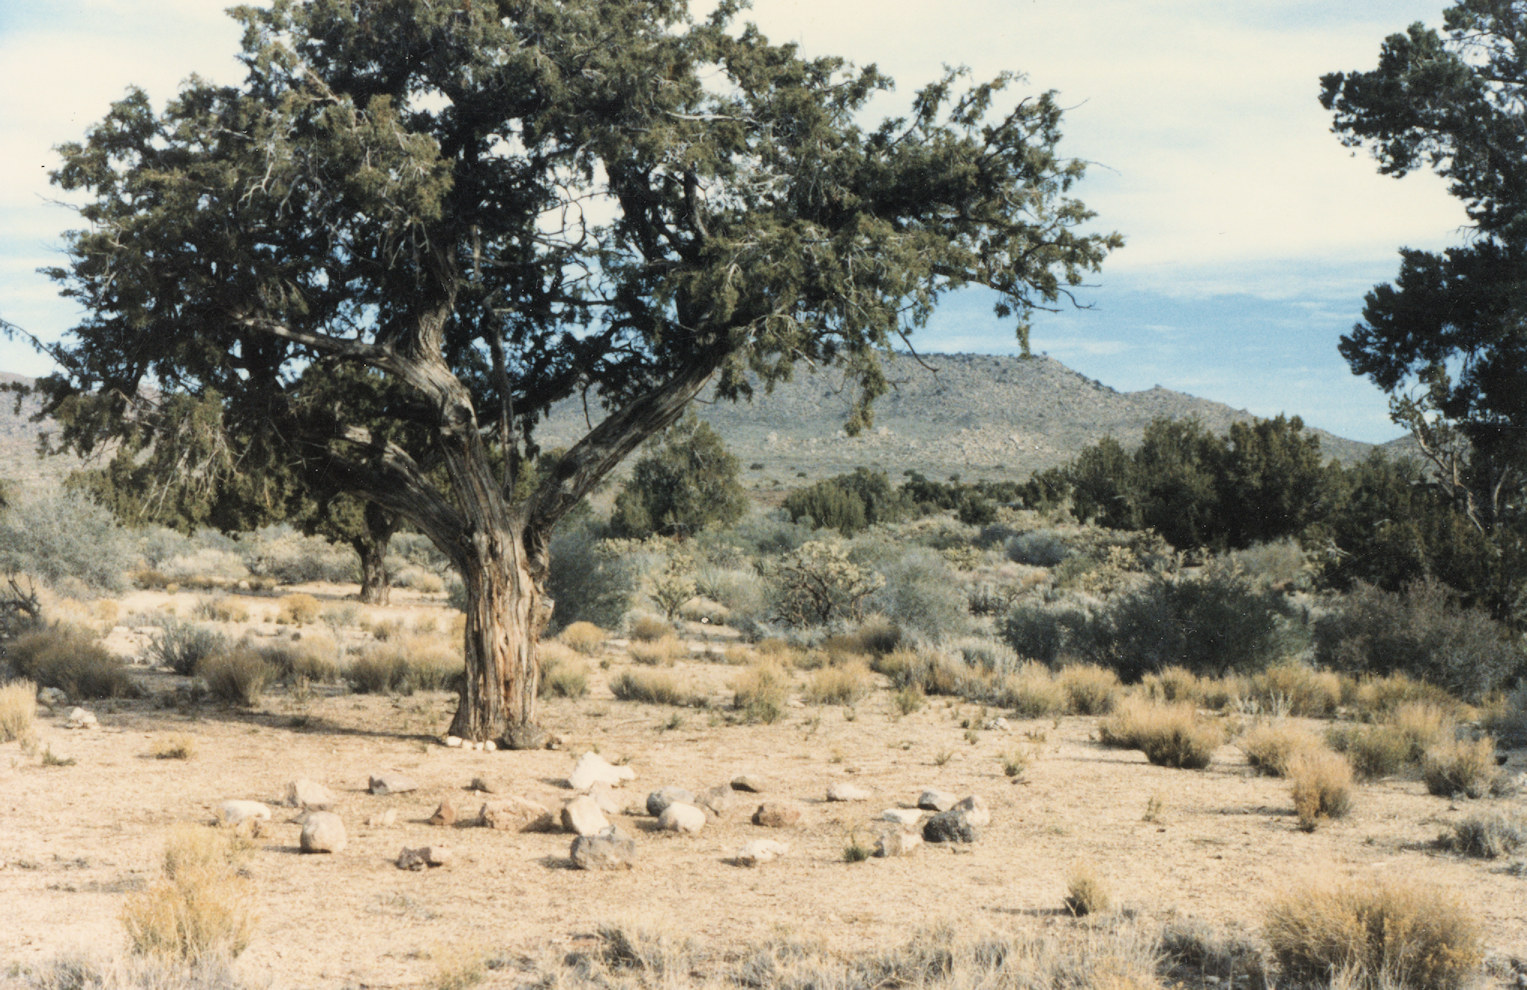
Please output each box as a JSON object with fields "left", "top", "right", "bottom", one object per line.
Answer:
{"left": 2, "top": 588, "right": 1524, "bottom": 988}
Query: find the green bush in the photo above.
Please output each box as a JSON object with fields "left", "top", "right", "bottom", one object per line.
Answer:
{"left": 769, "top": 538, "right": 884, "bottom": 627}
{"left": 1313, "top": 579, "right": 1522, "bottom": 701}
{"left": 608, "top": 417, "right": 747, "bottom": 539}
{"left": 544, "top": 528, "right": 639, "bottom": 633}
{"left": 148, "top": 621, "right": 230, "bottom": 676}
{"left": 997, "top": 603, "right": 1080, "bottom": 665}
{"left": 6, "top": 625, "right": 137, "bottom": 699}
{"left": 783, "top": 469, "right": 906, "bottom": 536}
{"left": 866, "top": 548, "right": 969, "bottom": 642}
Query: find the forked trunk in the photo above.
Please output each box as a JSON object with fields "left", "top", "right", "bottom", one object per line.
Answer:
{"left": 447, "top": 525, "right": 547, "bottom": 748}
{"left": 356, "top": 540, "right": 390, "bottom": 605}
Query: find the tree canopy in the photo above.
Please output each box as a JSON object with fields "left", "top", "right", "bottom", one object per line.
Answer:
{"left": 609, "top": 415, "right": 746, "bottom": 539}
{"left": 31, "top": 0, "right": 1120, "bottom": 743}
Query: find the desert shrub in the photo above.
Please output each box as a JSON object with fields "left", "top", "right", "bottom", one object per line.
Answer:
{"left": 0, "top": 679, "right": 36, "bottom": 746}
{"left": 1264, "top": 878, "right": 1482, "bottom": 990}
{"left": 802, "top": 662, "right": 873, "bottom": 705}
{"left": 545, "top": 528, "right": 639, "bottom": 632}
{"left": 629, "top": 636, "right": 684, "bottom": 666}
{"left": 149, "top": 734, "right": 198, "bottom": 760}
{"left": 1387, "top": 702, "right": 1456, "bottom": 760}
{"left": 1101, "top": 699, "right": 1222, "bottom": 768}
{"left": 610, "top": 669, "right": 699, "bottom": 707}
{"left": 239, "top": 524, "right": 355, "bottom": 584}
{"left": 275, "top": 594, "right": 321, "bottom": 626}
{"left": 866, "top": 547, "right": 969, "bottom": 642}
{"left": 198, "top": 648, "right": 275, "bottom": 706}
{"left": 1422, "top": 736, "right": 1507, "bottom": 798}
{"left": 345, "top": 649, "right": 412, "bottom": 694}
{"left": 122, "top": 825, "right": 255, "bottom": 962}
{"left": 0, "top": 489, "right": 133, "bottom": 591}
{"left": 1327, "top": 723, "right": 1412, "bottom": 781}
{"left": 1227, "top": 538, "right": 1311, "bottom": 590}
{"left": 1440, "top": 812, "right": 1527, "bottom": 859}
{"left": 1288, "top": 749, "right": 1354, "bottom": 829}
{"left": 398, "top": 635, "right": 464, "bottom": 691}
{"left": 769, "top": 538, "right": 884, "bottom": 627}
{"left": 194, "top": 596, "right": 249, "bottom": 624}
{"left": 873, "top": 648, "right": 972, "bottom": 697}
{"left": 852, "top": 614, "right": 903, "bottom": 656}
{"left": 1063, "top": 862, "right": 1111, "bottom": 917}
{"left": 559, "top": 621, "right": 608, "bottom": 656}
{"left": 1158, "top": 920, "right": 1269, "bottom": 989}
{"left": 6, "top": 625, "right": 137, "bottom": 699}
{"left": 892, "top": 684, "right": 925, "bottom": 715}
{"left": 996, "top": 603, "right": 1072, "bottom": 664}
{"left": 1483, "top": 682, "right": 1527, "bottom": 748}
{"left": 1097, "top": 696, "right": 1153, "bottom": 749}
{"left": 991, "top": 662, "right": 1067, "bottom": 717}
{"left": 1238, "top": 721, "right": 1324, "bottom": 777}
{"left": 259, "top": 636, "right": 342, "bottom": 683}
{"left": 1313, "top": 579, "right": 1523, "bottom": 701}
{"left": 1140, "top": 666, "right": 1204, "bottom": 704}
{"left": 1005, "top": 529, "right": 1070, "bottom": 567}
{"left": 1246, "top": 663, "right": 1341, "bottom": 717}
{"left": 392, "top": 567, "right": 445, "bottom": 593}
{"left": 149, "top": 621, "right": 230, "bottom": 676}
{"left": 692, "top": 566, "right": 768, "bottom": 623}
{"left": 1349, "top": 671, "right": 1462, "bottom": 717}
{"left": 626, "top": 612, "right": 673, "bottom": 643}
{"left": 539, "top": 648, "right": 588, "bottom": 700}
{"left": 733, "top": 662, "right": 789, "bottom": 723}
{"left": 346, "top": 638, "right": 459, "bottom": 694}
{"left": 947, "top": 636, "right": 1018, "bottom": 677}
{"left": 1056, "top": 663, "right": 1119, "bottom": 714}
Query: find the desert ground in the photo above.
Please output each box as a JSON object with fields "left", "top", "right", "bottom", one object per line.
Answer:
{"left": 2, "top": 582, "right": 1524, "bottom": 989}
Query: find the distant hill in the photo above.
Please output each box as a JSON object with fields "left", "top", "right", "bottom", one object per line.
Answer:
{"left": 0, "top": 355, "right": 1389, "bottom": 500}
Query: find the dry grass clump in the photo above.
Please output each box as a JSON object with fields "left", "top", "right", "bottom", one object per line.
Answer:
{"left": 1063, "top": 862, "right": 1112, "bottom": 917}
{"left": 559, "top": 621, "right": 608, "bottom": 655}
{"left": 1056, "top": 663, "right": 1119, "bottom": 715}
{"left": 1326, "top": 722, "right": 1412, "bottom": 781}
{"left": 626, "top": 612, "right": 673, "bottom": 643}
{"left": 1350, "top": 672, "right": 1461, "bottom": 718}
{"left": 1439, "top": 812, "right": 1527, "bottom": 859}
{"left": 1100, "top": 699, "right": 1223, "bottom": 769}
{"left": 1388, "top": 702, "right": 1455, "bottom": 759}
{"left": 194, "top": 596, "right": 249, "bottom": 624}
{"left": 198, "top": 648, "right": 276, "bottom": 706}
{"left": 275, "top": 593, "right": 321, "bottom": 626}
{"left": 1421, "top": 736, "right": 1508, "bottom": 798}
{"left": 802, "top": 661, "right": 873, "bottom": 705}
{"left": 0, "top": 679, "right": 37, "bottom": 747}
{"left": 1238, "top": 721, "right": 1324, "bottom": 777}
{"left": 149, "top": 734, "right": 198, "bottom": 760}
{"left": 609, "top": 670, "right": 701, "bottom": 707}
{"left": 7, "top": 624, "right": 138, "bottom": 699}
{"left": 539, "top": 645, "right": 589, "bottom": 700}
{"left": 345, "top": 637, "right": 462, "bottom": 694}
{"left": 871, "top": 648, "right": 973, "bottom": 697}
{"left": 1247, "top": 663, "right": 1341, "bottom": 717}
{"left": 628, "top": 636, "right": 685, "bottom": 666}
{"left": 259, "top": 635, "right": 342, "bottom": 683}
{"left": 1288, "top": 749, "right": 1354, "bottom": 830}
{"left": 122, "top": 825, "right": 256, "bottom": 963}
{"left": 733, "top": 661, "right": 790, "bottom": 723}
{"left": 1140, "top": 666, "right": 1204, "bottom": 705}
{"left": 1264, "top": 877, "right": 1482, "bottom": 990}
{"left": 992, "top": 662, "right": 1067, "bottom": 717}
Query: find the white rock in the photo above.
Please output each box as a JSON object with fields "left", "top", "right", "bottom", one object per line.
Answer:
{"left": 875, "top": 830, "right": 922, "bottom": 858}
{"left": 567, "top": 752, "right": 636, "bottom": 791}
{"left": 479, "top": 797, "right": 554, "bottom": 832}
{"left": 561, "top": 794, "right": 611, "bottom": 836}
{"left": 484, "top": 740, "right": 497, "bottom": 752}
{"left": 827, "top": 782, "right": 871, "bottom": 802}
{"left": 954, "top": 795, "right": 991, "bottom": 827}
{"left": 397, "top": 845, "right": 451, "bottom": 870}
{"left": 299, "top": 812, "right": 347, "bottom": 853}
{"left": 880, "top": 808, "right": 923, "bottom": 827}
{"left": 368, "top": 773, "right": 418, "bottom": 796}
{"left": 444, "top": 735, "right": 464, "bottom": 749}
{"left": 916, "top": 789, "right": 957, "bottom": 812}
{"left": 218, "top": 800, "right": 272, "bottom": 826}
{"left": 285, "top": 778, "right": 335, "bottom": 811}
{"left": 658, "top": 802, "right": 706, "bottom": 835}
{"left": 365, "top": 809, "right": 398, "bottom": 828}
{"left": 37, "top": 687, "right": 67, "bottom": 709}
{"left": 65, "top": 708, "right": 98, "bottom": 730}
{"left": 587, "top": 782, "right": 623, "bottom": 815}
{"left": 734, "top": 838, "right": 789, "bottom": 866}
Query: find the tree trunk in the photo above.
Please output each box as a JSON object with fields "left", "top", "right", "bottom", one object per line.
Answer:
{"left": 354, "top": 503, "right": 397, "bottom": 605}
{"left": 447, "top": 523, "right": 548, "bottom": 748}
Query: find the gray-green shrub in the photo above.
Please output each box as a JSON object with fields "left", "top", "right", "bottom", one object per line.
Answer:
{"left": 6, "top": 625, "right": 137, "bottom": 699}
{"left": 0, "top": 490, "right": 133, "bottom": 591}
{"left": 149, "top": 621, "right": 229, "bottom": 676}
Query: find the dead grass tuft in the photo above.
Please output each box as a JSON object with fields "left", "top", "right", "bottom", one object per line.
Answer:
{"left": 149, "top": 734, "right": 199, "bottom": 760}
{"left": 802, "top": 662, "right": 874, "bottom": 705}
{"left": 1057, "top": 663, "right": 1120, "bottom": 715}
{"left": 1326, "top": 722, "right": 1412, "bottom": 781}
{"left": 275, "top": 594, "right": 321, "bottom": 626}
{"left": 626, "top": 613, "right": 673, "bottom": 643}
{"left": 122, "top": 825, "right": 256, "bottom": 962}
{"left": 1100, "top": 699, "right": 1223, "bottom": 769}
{"left": 539, "top": 648, "right": 589, "bottom": 700}
{"left": 1238, "top": 721, "right": 1324, "bottom": 777}
{"left": 1439, "top": 812, "right": 1527, "bottom": 859}
{"left": 628, "top": 635, "right": 685, "bottom": 666}
{"left": 1064, "top": 862, "right": 1112, "bottom": 916}
{"left": 197, "top": 649, "right": 275, "bottom": 707}
{"left": 610, "top": 670, "right": 701, "bottom": 707}
{"left": 1247, "top": 663, "right": 1341, "bottom": 717}
{"left": 559, "top": 621, "right": 608, "bottom": 655}
{"left": 992, "top": 662, "right": 1067, "bottom": 717}
{"left": 733, "top": 661, "right": 790, "bottom": 723}
{"left": 1288, "top": 749, "right": 1353, "bottom": 830}
{"left": 1264, "top": 877, "right": 1482, "bottom": 989}
{"left": 0, "top": 678, "right": 38, "bottom": 746}
{"left": 7, "top": 624, "right": 138, "bottom": 700}
{"left": 1422, "top": 736, "right": 1508, "bottom": 798}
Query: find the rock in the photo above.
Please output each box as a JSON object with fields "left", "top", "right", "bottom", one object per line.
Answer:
{"left": 504, "top": 723, "right": 548, "bottom": 751}
{"left": 544, "top": 733, "right": 567, "bottom": 751}
{"left": 570, "top": 826, "right": 636, "bottom": 871}
{"left": 467, "top": 776, "right": 499, "bottom": 794}
{"left": 368, "top": 774, "right": 418, "bottom": 796}
{"left": 428, "top": 799, "right": 457, "bottom": 827}
{"left": 218, "top": 800, "right": 272, "bottom": 826}
{"left": 65, "top": 708, "right": 97, "bottom": 730}
{"left": 285, "top": 778, "right": 335, "bottom": 811}
{"left": 875, "top": 830, "right": 922, "bottom": 858}
{"left": 751, "top": 801, "right": 804, "bottom": 828}
{"left": 646, "top": 786, "right": 694, "bottom": 817}
{"left": 985, "top": 716, "right": 1010, "bottom": 731}
{"left": 365, "top": 809, "right": 398, "bottom": 828}
{"left": 916, "top": 789, "right": 957, "bottom": 812}
{"left": 586, "top": 782, "right": 623, "bottom": 816}
{"left": 567, "top": 752, "right": 635, "bottom": 791}
{"left": 827, "top": 782, "right": 871, "bottom": 802}
{"left": 880, "top": 808, "right": 923, "bottom": 827}
{"left": 733, "top": 838, "right": 789, "bottom": 866}
{"left": 444, "top": 735, "right": 464, "bottom": 748}
{"left": 299, "top": 812, "right": 347, "bottom": 853}
{"left": 922, "top": 808, "right": 978, "bottom": 844}
{"left": 954, "top": 795, "right": 990, "bottom": 827}
{"left": 397, "top": 845, "right": 451, "bottom": 870}
{"left": 483, "top": 740, "right": 498, "bottom": 752}
{"left": 561, "top": 794, "right": 611, "bottom": 836}
{"left": 730, "top": 774, "right": 766, "bottom": 793}
{"left": 658, "top": 802, "right": 706, "bottom": 834}
{"left": 479, "top": 797, "right": 554, "bottom": 832}
{"left": 37, "top": 687, "right": 67, "bottom": 709}
{"left": 695, "top": 784, "right": 734, "bottom": 818}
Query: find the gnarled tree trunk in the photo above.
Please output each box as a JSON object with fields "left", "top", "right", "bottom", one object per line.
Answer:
{"left": 352, "top": 502, "right": 398, "bottom": 605}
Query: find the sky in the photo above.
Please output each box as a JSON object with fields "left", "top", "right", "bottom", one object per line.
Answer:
{"left": 0, "top": 0, "right": 1468, "bottom": 444}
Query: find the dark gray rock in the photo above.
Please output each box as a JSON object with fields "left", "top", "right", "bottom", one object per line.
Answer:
{"left": 570, "top": 826, "right": 637, "bottom": 871}
{"left": 923, "top": 808, "right": 979, "bottom": 844}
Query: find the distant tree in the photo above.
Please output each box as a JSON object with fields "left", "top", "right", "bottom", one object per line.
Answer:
{"left": 26, "top": 0, "right": 1118, "bottom": 744}
{"left": 1067, "top": 436, "right": 1138, "bottom": 531}
{"left": 1133, "top": 419, "right": 1224, "bottom": 550}
{"left": 784, "top": 468, "right": 907, "bottom": 535}
{"left": 610, "top": 416, "right": 746, "bottom": 539}
{"left": 1217, "top": 415, "right": 1331, "bottom": 548}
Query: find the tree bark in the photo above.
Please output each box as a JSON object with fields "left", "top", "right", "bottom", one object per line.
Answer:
{"left": 352, "top": 503, "right": 398, "bottom": 605}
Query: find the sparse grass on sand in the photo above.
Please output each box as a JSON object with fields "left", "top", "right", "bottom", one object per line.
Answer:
{"left": 122, "top": 825, "right": 256, "bottom": 963}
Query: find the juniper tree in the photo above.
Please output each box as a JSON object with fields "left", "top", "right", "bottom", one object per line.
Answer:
{"left": 34, "top": 0, "right": 1119, "bottom": 744}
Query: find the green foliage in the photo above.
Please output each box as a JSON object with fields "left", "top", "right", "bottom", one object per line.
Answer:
{"left": 0, "top": 490, "right": 133, "bottom": 592}
{"left": 866, "top": 547, "right": 970, "bottom": 642}
{"left": 768, "top": 539, "right": 885, "bottom": 627}
{"left": 1312, "top": 579, "right": 1522, "bottom": 701}
{"left": 610, "top": 417, "right": 747, "bottom": 539}
{"left": 784, "top": 469, "right": 908, "bottom": 535}
{"left": 545, "top": 529, "right": 639, "bottom": 633}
